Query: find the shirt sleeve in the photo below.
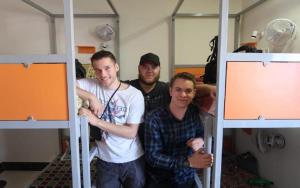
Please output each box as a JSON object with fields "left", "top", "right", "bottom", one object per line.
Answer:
{"left": 144, "top": 113, "right": 187, "bottom": 170}
{"left": 126, "top": 89, "right": 145, "bottom": 124}
{"left": 77, "top": 78, "right": 94, "bottom": 92}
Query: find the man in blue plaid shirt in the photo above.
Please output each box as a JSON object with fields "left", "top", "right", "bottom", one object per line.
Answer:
{"left": 144, "top": 72, "right": 213, "bottom": 188}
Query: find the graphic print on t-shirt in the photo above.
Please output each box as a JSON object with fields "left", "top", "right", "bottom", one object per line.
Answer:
{"left": 102, "top": 98, "right": 127, "bottom": 124}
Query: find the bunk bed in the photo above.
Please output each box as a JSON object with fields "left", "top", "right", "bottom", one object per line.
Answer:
{"left": 169, "top": 0, "right": 300, "bottom": 188}
{"left": 215, "top": 0, "right": 300, "bottom": 188}
{"left": 0, "top": 0, "right": 119, "bottom": 188}
{"left": 0, "top": 0, "right": 80, "bottom": 187}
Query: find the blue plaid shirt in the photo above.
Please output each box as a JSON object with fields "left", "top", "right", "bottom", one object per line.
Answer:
{"left": 144, "top": 104, "right": 204, "bottom": 184}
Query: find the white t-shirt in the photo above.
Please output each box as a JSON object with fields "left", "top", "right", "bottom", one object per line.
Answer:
{"left": 77, "top": 78, "right": 145, "bottom": 163}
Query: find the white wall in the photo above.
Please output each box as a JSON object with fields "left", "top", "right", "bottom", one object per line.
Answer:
{"left": 237, "top": 0, "right": 300, "bottom": 187}
{"left": 175, "top": 0, "right": 241, "bottom": 66}
{"left": 0, "top": 0, "right": 51, "bottom": 55}
{"left": 0, "top": 130, "right": 60, "bottom": 162}
{"left": 55, "top": 17, "right": 115, "bottom": 64}
{"left": 114, "top": 0, "right": 178, "bottom": 81}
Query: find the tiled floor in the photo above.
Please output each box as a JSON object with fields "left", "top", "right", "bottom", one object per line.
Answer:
{"left": 0, "top": 171, "right": 40, "bottom": 188}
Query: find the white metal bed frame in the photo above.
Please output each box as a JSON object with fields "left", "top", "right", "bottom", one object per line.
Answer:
{"left": 172, "top": 0, "right": 300, "bottom": 187}
{"left": 0, "top": 1, "right": 119, "bottom": 188}
{"left": 0, "top": 1, "right": 80, "bottom": 187}
{"left": 171, "top": 1, "right": 267, "bottom": 187}
{"left": 215, "top": 1, "right": 300, "bottom": 188}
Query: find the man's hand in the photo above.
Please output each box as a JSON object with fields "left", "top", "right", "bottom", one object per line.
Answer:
{"left": 186, "top": 138, "right": 204, "bottom": 152}
{"left": 76, "top": 86, "right": 104, "bottom": 116}
{"left": 88, "top": 95, "right": 104, "bottom": 116}
{"left": 78, "top": 107, "right": 100, "bottom": 126}
{"left": 188, "top": 151, "right": 213, "bottom": 169}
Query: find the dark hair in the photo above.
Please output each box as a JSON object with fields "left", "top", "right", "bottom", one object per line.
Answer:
{"left": 75, "top": 59, "right": 86, "bottom": 79}
{"left": 170, "top": 72, "right": 196, "bottom": 89}
{"left": 203, "top": 36, "right": 218, "bottom": 84}
{"left": 90, "top": 50, "right": 116, "bottom": 64}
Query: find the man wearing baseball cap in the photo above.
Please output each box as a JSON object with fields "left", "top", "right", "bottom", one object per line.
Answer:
{"left": 128, "top": 53, "right": 170, "bottom": 116}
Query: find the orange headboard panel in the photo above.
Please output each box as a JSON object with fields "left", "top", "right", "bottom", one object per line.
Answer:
{"left": 174, "top": 67, "right": 205, "bottom": 77}
{"left": 0, "top": 64, "right": 69, "bottom": 121}
{"left": 225, "top": 62, "right": 300, "bottom": 119}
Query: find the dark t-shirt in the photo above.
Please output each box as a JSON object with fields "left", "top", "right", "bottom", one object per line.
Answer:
{"left": 128, "top": 79, "right": 171, "bottom": 115}
{"left": 126, "top": 79, "right": 171, "bottom": 148}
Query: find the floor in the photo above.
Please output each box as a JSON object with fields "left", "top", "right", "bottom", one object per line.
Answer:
{"left": 0, "top": 171, "right": 40, "bottom": 188}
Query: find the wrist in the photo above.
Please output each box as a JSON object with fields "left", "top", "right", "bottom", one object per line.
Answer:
{"left": 88, "top": 94, "right": 96, "bottom": 102}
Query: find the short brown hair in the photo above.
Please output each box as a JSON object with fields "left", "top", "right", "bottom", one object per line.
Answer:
{"left": 170, "top": 72, "right": 196, "bottom": 89}
{"left": 91, "top": 50, "right": 116, "bottom": 64}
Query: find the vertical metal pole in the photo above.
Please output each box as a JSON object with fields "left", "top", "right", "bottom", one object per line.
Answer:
{"left": 234, "top": 15, "right": 240, "bottom": 50}
{"left": 63, "top": 0, "right": 81, "bottom": 187}
{"left": 202, "top": 114, "right": 214, "bottom": 188}
{"left": 49, "top": 16, "right": 57, "bottom": 54}
{"left": 81, "top": 116, "right": 91, "bottom": 188}
{"left": 170, "top": 0, "right": 184, "bottom": 79}
{"left": 116, "top": 17, "right": 120, "bottom": 77}
{"left": 170, "top": 16, "right": 175, "bottom": 79}
{"left": 212, "top": 0, "right": 229, "bottom": 187}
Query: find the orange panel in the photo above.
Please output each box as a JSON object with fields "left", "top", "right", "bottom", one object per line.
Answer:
{"left": 175, "top": 67, "right": 205, "bottom": 77}
{"left": 225, "top": 62, "right": 300, "bottom": 119}
{"left": 0, "top": 64, "right": 69, "bottom": 120}
{"left": 77, "top": 46, "right": 96, "bottom": 54}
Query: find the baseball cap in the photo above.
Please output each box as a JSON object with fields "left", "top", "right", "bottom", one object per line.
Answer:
{"left": 139, "top": 53, "right": 160, "bottom": 66}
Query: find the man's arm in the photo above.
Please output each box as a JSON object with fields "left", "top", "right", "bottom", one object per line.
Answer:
{"left": 76, "top": 86, "right": 103, "bottom": 116}
{"left": 78, "top": 88, "right": 144, "bottom": 139}
{"left": 194, "top": 84, "right": 216, "bottom": 115}
{"left": 144, "top": 114, "right": 213, "bottom": 169}
{"left": 144, "top": 116, "right": 187, "bottom": 169}
{"left": 78, "top": 108, "right": 138, "bottom": 139}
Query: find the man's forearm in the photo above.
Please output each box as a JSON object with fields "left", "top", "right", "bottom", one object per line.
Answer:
{"left": 94, "top": 119, "right": 138, "bottom": 139}
{"left": 146, "top": 152, "right": 187, "bottom": 170}
{"left": 76, "top": 86, "right": 94, "bottom": 101}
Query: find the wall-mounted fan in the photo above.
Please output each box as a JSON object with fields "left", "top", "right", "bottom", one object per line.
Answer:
{"left": 264, "top": 18, "right": 297, "bottom": 52}
{"left": 95, "top": 24, "right": 115, "bottom": 49}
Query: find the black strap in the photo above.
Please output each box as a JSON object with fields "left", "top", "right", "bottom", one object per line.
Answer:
{"left": 100, "top": 82, "right": 121, "bottom": 119}
{"left": 90, "top": 82, "right": 122, "bottom": 141}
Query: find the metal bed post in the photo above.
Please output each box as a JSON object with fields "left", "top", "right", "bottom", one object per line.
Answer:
{"left": 201, "top": 113, "right": 214, "bottom": 188}
{"left": 212, "top": 0, "right": 229, "bottom": 187}
{"left": 107, "top": 0, "right": 120, "bottom": 76}
{"left": 63, "top": 0, "right": 81, "bottom": 187}
{"left": 170, "top": 0, "right": 184, "bottom": 79}
{"left": 81, "top": 116, "right": 92, "bottom": 188}
{"left": 81, "top": 117, "right": 99, "bottom": 188}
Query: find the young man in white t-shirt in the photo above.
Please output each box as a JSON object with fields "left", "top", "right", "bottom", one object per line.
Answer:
{"left": 77, "top": 50, "right": 145, "bottom": 188}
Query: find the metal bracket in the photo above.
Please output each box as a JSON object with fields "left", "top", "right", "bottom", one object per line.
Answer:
{"left": 27, "top": 115, "right": 35, "bottom": 121}
{"left": 262, "top": 61, "right": 269, "bottom": 67}
{"left": 257, "top": 115, "right": 264, "bottom": 120}
{"left": 23, "top": 62, "right": 32, "bottom": 68}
